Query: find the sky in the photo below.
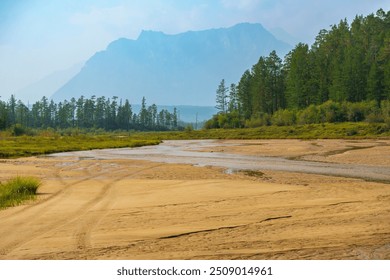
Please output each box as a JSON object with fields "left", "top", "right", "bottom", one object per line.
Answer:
{"left": 0, "top": 0, "right": 389, "bottom": 100}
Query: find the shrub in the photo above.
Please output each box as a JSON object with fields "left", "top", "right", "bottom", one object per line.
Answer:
{"left": 381, "top": 100, "right": 390, "bottom": 127}
{"left": 319, "top": 100, "right": 347, "bottom": 123}
{"left": 271, "top": 109, "right": 296, "bottom": 126}
{"left": 0, "top": 176, "right": 41, "bottom": 209}
{"left": 184, "top": 125, "right": 194, "bottom": 132}
{"left": 245, "top": 113, "right": 270, "bottom": 128}
{"left": 297, "top": 105, "right": 320, "bottom": 124}
{"left": 11, "top": 124, "right": 30, "bottom": 136}
{"left": 203, "top": 115, "right": 219, "bottom": 129}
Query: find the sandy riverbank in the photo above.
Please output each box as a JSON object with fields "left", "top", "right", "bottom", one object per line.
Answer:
{"left": 0, "top": 139, "right": 389, "bottom": 259}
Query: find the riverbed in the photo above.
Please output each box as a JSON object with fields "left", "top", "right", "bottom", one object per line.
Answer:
{"left": 1, "top": 139, "right": 389, "bottom": 259}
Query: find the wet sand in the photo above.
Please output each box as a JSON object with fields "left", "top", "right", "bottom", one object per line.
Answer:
{"left": 49, "top": 139, "right": 390, "bottom": 182}
{"left": 0, "top": 139, "right": 389, "bottom": 259}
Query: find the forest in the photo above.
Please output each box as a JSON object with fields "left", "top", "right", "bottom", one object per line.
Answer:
{"left": 0, "top": 95, "right": 179, "bottom": 133}
{"left": 206, "top": 9, "right": 390, "bottom": 129}
{"left": 1, "top": 9, "right": 389, "bottom": 134}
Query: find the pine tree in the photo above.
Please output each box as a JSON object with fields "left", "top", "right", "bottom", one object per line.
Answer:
{"left": 215, "top": 79, "right": 228, "bottom": 113}
{"left": 237, "top": 70, "right": 252, "bottom": 119}
{"left": 285, "top": 43, "right": 312, "bottom": 109}
{"left": 228, "top": 83, "right": 238, "bottom": 113}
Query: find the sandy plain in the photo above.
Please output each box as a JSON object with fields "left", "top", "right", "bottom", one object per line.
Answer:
{"left": 0, "top": 139, "right": 389, "bottom": 260}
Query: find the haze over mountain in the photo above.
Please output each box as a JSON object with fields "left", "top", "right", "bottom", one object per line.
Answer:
{"left": 52, "top": 23, "right": 291, "bottom": 106}
{"left": 15, "top": 63, "right": 83, "bottom": 103}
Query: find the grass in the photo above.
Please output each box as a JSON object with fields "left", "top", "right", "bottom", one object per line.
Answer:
{"left": 130, "top": 122, "right": 390, "bottom": 140}
{"left": 0, "top": 134, "right": 161, "bottom": 158}
{"left": 0, "top": 122, "right": 388, "bottom": 159}
{"left": 242, "top": 170, "right": 266, "bottom": 178}
{"left": 0, "top": 176, "right": 41, "bottom": 209}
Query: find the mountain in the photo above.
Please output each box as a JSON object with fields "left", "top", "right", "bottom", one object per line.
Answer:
{"left": 16, "top": 63, "right": 83, "bottom": 103}
{"left": 269, "top": 27, "right": 299, "bottom": 47}
{"left": 52, "top": 23, "right": 291, "bottom": 106}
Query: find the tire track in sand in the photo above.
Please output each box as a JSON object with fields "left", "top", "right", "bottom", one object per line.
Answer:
{"left": 0, "top": 163, "right": 164, "bottom": 258}
{"left": 0, "top": 162, "right": 122, "bottom": 257}
{"left": 0, "top": 161, "right": 94, "bottom": 222}
{"left": 73, "top": 163, "right": 165, "bottom": 251}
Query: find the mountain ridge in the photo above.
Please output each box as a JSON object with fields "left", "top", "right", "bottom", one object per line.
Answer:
{"left": 52, "top": 23, "right": 291, "bottom": 106}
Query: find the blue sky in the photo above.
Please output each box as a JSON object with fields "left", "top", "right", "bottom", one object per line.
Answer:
{"left": 1, "top": 0, "right": 389, "bottom": 99}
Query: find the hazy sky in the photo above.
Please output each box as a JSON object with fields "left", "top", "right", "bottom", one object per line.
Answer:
{"left": 0, "top": 0, "right": 389, "bottom": 99}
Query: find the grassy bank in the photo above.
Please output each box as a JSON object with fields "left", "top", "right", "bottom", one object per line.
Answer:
{"left": 0, "top": 122, "right": 388, "bottom": 159}
{"left": 0, "top": 176, "right": 41, "bottom": 209}
{"left": 0, "top": 134, "right": 161, "bottom": 158}
{"left": 132, "top": 122, "right": 390, "bottom": 140}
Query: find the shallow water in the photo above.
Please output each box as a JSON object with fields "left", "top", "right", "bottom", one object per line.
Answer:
{"left": 49, "top": 140, "right": 390, "bottom": 182}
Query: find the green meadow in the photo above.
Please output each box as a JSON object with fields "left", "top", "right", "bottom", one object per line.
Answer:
{"left": 0, "top": 122, "right": 389, "bottom": 159}
{"left": 0, "top": 133, "right": 161, "bottom": 159}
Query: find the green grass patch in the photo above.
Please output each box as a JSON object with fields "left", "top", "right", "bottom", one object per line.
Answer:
{"left": 0, "top": 176, "right": 41, "bottom": 209}
{"left": 0, "top": 134, "right": 161, "bottom": 158}
{"left": 0, "top": 122, "right": 388, "bottom": 159}
{"left": 130, "top": 122, "right": 390, "bottom": 140}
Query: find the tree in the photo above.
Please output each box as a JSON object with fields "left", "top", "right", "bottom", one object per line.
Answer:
{"left": 215, "top": 79, "right": 228, "bottom": 113}
{"left": 0, "top": 95, "right": 180, "bottom": 132}
{"left": 95, "top": 96, "right": 106, "bottom": 129}
{"left": 367, "top": 62, "right": 384, "bottom": 104}
{"left": 8, "top": 94, "right": 17, "bottom": 126}
{"left": 109, "top": 96, "right": 118, "bottom": 129}
{"left": 76, "top": 96, "right": 85, "bottom": 128}
{"left": 172, "top": 107, "right": 178, "bottom": 128}
{"left": 83, "top": 96, "right": 96, "bottom": 128}
{"left": 139, "top": 97, "right": 148, "bottom": 128}
{"left": 16, "top": 100, "right": 29, "bottom": 127}
{"left": 237, "top": 70, "right": 253, "bottom": 119}
{"left": 228, "top": 83, "right": 238, "bottom": 113}
{"left": 117, "top": 99, "right": 132, "bottom": 130}
{"left": 0, "top": 99, "right": 7, "bottom": 129}
{"left": 285, "top": 43, "right": 313, "bottom": 109}
{"left": 265, "top": 51, "right": 285, "bottom": 113}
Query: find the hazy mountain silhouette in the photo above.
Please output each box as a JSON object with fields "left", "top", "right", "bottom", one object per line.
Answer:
{"left": 16, "top": 63, "right": 83, "bottom": 103}
{"left": 52, "top": 23, "right": 291, "bottom": 106}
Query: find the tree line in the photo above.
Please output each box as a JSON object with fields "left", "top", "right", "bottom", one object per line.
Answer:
{"left": 207, "top": 9, "right": 390, "bottom": 129}
{"left": 0, "top": 95, "right": 179, "bottom": 133}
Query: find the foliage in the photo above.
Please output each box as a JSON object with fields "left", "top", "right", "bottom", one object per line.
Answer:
{"left": 0, "top": 122, "right": 388, "bottom": 161}
{"left": 215, "top": 79, "right": 228, "bottom": 113}
{"left": 126, "top": 122, "right": 390, "bottom": 141}
{"left": 0, "top": 133, "right": 160, "bottom": 158}
{"left": 0, "top": 95, "right": 179, "bottom": 132}
{"left": 271, "top": 109, "right": 296, "bottom": 126}
{"left": 207, "top": 9, "right": 390, "bottom": 130}
{"left": 0, "top": 176, "right": 41, "bottom": 209}
{"left": 207, "top": 99, "right": 389, "bottom": 128}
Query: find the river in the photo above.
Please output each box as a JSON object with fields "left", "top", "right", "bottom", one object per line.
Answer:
{"left": 50, "top": 140, "right": 390, "bottom": 182}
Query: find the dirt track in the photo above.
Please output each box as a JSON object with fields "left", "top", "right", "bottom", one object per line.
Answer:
{"left": 0, "top": 139, "right": 390, "bottom": 259}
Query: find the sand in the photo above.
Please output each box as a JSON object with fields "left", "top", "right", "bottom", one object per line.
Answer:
{"left": 0, "top": 139, "right": 389, "bottom": 260}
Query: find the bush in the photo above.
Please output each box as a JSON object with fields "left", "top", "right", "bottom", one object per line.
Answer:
{"left": 184, "top": 125, "right": 194, "bottom": 132}
{"left": 217, "top": 114, "right": 229, "bottom": 128}
{"left": 318, "top": 100, "right": 347, "bottom": 123}
{"left": 245, "top": 113, "right": 270, "bottom": 128}
{"left": 297, "top": 105, "right": 320, "bottom": 124}
{"left": 11, "top": 124, "right": 30, "bottom": 136}
{"left": 203, "top": 115, "right": 220, "bottom": 129}
{"left": 381, "top": 100, "right": 390, "bottom": 127}
{"left": 271, "top": 109, "right": 296, "bottom": 126}
{"left": 0, "top": 176, "right": 41, "bottom": 209}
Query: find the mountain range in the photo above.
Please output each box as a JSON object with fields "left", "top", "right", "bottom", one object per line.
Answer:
{"left": 51, "top": 23, "right": 291, "bottom": 106}
{"left": 16, "top": 63, "right": 83, "bottom": 103}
